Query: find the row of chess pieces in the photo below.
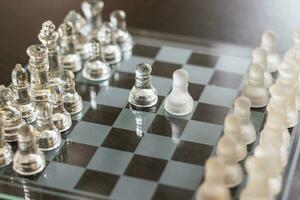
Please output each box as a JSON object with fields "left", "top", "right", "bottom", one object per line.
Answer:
{"left": 0, "top": 0, "right": 132, "bottom": 176}
{"left": 196, "top": 30, "right": 300, "bottom": 200}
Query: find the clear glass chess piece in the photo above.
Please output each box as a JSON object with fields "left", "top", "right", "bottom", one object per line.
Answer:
{"left": 128, "top": 63, "right": 158, "bottom": 108}
{"left": 35, "top": 101, "right": 61, "bottom": 151}
{"left": 13, "top": 123, "right": 45, "bottom": 176}
{"left": 0, "top": 115, "right": 13, "bottom": 167}
{"left": 62, "top": 70, "right": 83, "bottom": 114}
{"left": 0, "top": 85, "right": 23, "bottom": 142}
{"left": 11, "top": 64, "right": 36, "bottom": 124}
{"left": 49, "top": 85, "right": 72, "bottom": 132}
{"left": 110, "top": 10, "right": 133, "bottom": 59}
{"left": 82, "top": 38, "right": 111, "bottom": 81}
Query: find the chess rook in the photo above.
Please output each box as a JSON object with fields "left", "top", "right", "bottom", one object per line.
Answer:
{"left": 261, "top": 31, "right": 281, "bottom": 72}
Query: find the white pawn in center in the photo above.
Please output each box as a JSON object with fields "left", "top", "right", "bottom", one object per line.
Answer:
{"left": 164, "top": 69, "right": 193, "bottom": 116}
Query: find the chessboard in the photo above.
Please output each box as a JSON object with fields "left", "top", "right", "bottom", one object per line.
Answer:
{"left": 0, "top": 39, "right": 299, "bottom": 200}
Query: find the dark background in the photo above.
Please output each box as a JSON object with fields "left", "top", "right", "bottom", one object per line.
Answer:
{"left": 0, "top": 0, "right": 299, "bottom": 85}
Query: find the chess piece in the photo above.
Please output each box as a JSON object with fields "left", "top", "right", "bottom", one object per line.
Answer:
{"left": 58, "top": 21, "right": 82, "bottom": 72}
{"left": 164, "top": 69, "right": 193, "bottom": 116}
{"left": 261, "top": 31, "right": 281, "bottom": 72}
{"left": 82, "top": 38, "right": 111, "bottom": 81}
{"left": 217, "top": 114, "right": 247, "bottom": 161}
{"left": 240, "top": 156, "right": 273, "bottom": 200}
{"left": 233, "top": 96, "right": 256, "bottom": 145}
{"left": 11, "top": 64, "right": 35, "bottom": 123}
{"left": 196, "top": 157, "right": 230, "bottom": 200}
{"left": 62, "top": 70, "right": 83, "bottom": 114}
{"left": 97, "top": 22, "right": 122, "bottom": 66}
{"left": 38, "top": 20, "right": 63, "bottom": 84}
{"left": 13, "top": 123, "right": 45, "bottom": 176}
{"left": 35, "top": 101, "right": 61, "bottom": 151}
{"left": 27, "top": 44, "right": 51, "bottom": 101}
{"left": 242, "top": 63, "right": 269, "bottom": 107}
{"left": 129, "top": 63, "right": 157, "bottom": 108}
{"left": 49, "top": 85, "right": 72, "bottom": 132}
{"left": 0, "top": 85, "right": 23, "bottom": 142}
{"left": 110, "top": 10, "right": 133, "bottom": 59}
{"left": 217, "top": 135, "right": 243, "bottom": 187}
{"left": 252, "top": 47, "right": 273, "bottom": 88}
{"left": 0, "top": 115, "right": 13, "bottom": 167}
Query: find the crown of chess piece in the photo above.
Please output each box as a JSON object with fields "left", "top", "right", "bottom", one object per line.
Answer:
{"left": 164, "top": 69, "right": 193, "bottom": 116}
{"left": 35, "top": 101, "right": 61, "bottom": 151}
{"left": 261, "top": 31, "right": 281, "bottom": 73}
{"left": 128, "top": 63, "right": 158, "bottom": 108}
{"left": 82, "top": 38, "right": 111, "bottom": 81}
{"left": 38, "top": 20, "right": 63, "bottom": 85}
{"left": 12, "top": 123, "right": 45, "bottom": 176}
{"left": 0, "top": 85, "right": 23, "bottom": 142}
{"left": 62, "top": 70, "right": 83, "bottom": 114}
{"left": 242, "top": 63, "right": 269, "bottom": 108}
{"left": 216, "top": 134, "right": 243, "bottom": 188}
{"left": 217, "top": 113, "right": 247, "bottom": 161}
{"left": 233, "top": 96, "right": 256, "bottom": 145}
{"left": 252, "top": 47, "right": 273, "bottom": 88}
{"left": 239, "top": 156, "right": 273, "bottom": 200}
{"left": 11, "top": 64, "right": 36, "bottom": 124}
{"left": 58, "top": 21, "right": 82, "bottom": 72}
{"left": 0, "top": 115, "right": 13, "bottom": 167}
{"left": 49, "top": 85, "right": 72, "bottom": 132}
{"left": 27, "top": 44, "right": 51, "bottom": 102}
{"left": 196, "top": 157, "right": 231, "bottom": 200}
{"left": 110, "top": 10, "right": 133, "bottom": 59}
{"left": 81, "top": 0, "right": 104, "bottom": 38}
{"left": 97, "top": 22, "right": 122, "bottom": 66}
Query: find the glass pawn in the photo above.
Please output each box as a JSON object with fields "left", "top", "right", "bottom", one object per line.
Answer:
{"left": 49, "top": 85, "right": 72, "bottom": 132}
{"left": 11, "top": 64, "right": 36, "bottom": 123}
{"left": 13, "top": 123, "right": 45, "bottom": 176}
{"left": 0, "top": 116, "right": 13, "bottom": 167}
{"left": 128, "top": 63, "right": 158, "bottom": 108}
{"left": 82, "top": 38, "right": 111, "bottom": 81}
{"left": 62, "top": 70, "right": 83, "bottom": 114}
{"left": 35, "top": 101, "right": 61, "bottom": 151}
{"left": 0, "top": 85, "right": 22, "bottom": 142}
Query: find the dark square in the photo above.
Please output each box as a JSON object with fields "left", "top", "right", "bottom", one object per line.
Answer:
{"left": 148, "top": 115, "right": 188, "bottom": 137}
{"left": 132, "top": 44, "right": 160, "bottom": 58}
{"left": 209, "top": 70, "right": 243, "bottom": 89}
{"left": 152, "top": 184, "right": 194, "bottom": 200}
{"left": 82, "top": 104, "right": 122, "bottom": 125}
{"left": 54, "top": 142, "right": 97, "bottom": 167}
{"left": 75, "top": 169, "right": 119, "bottom": 195}
{"left": 192, "top": 103, "right": 229, "bottom": 125}
{"left": 189, "top": 83, "right": 205, "bottom": 101}
{"left": 75, "top": 82, "right": 100, "bottom": 101}
{"left": 187, "top": 53, "right": 218, "bottom": 68}
{"left": 124, "top": 154, "right": 167, "bottom": 181}
{"left": 109, "top": 71, "right": 135, "bottom": 89}
{"left": 172, "top": 140, "right": 213, "bottom": 165}
{"left": 152, "top": 61, "right": 182, "bottom": 78}
{"left": 126, "top": 95, "right": 164, "bottom": 113}
{"left": 102, "top": 128, "right": 142, "bottom": 152}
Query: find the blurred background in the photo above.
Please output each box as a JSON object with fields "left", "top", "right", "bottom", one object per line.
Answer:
{"left": 0, "top": 0, "right": 299, "bottom": 85}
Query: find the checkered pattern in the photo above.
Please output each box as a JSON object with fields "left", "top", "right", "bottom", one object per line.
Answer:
{"left": 1, "top": 42, "right": 294, "bottom": 200}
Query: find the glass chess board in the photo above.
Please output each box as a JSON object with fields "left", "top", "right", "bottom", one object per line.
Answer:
{"left": 0, "top": 35, "right": 299, "bottom": 200}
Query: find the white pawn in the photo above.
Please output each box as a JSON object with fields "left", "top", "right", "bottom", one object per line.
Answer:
{"left": 261, "top": 31, "right": 281, "bottom": 72}
{"left": 242, "top": 63, "right": 269, "bottom": 108}
{"left": 252, "top": 47, "right": 273, "bottom": 88}
{"left": 216, "top": 134, "right": 243, "bottom": 187}
{"left": 196, "top": 157, "right": 230, "bottom": 200}
{"left": 240, "top": 156, "right": 273, "bottom": 200}
{"left": 233, "top": 96, "right": 256, "bottom": 145}
{"left": 217, "top": 114, "right": 247, "bottom": 162}
{"left": 164, "top": 69, "right": 193, "bottom": 116}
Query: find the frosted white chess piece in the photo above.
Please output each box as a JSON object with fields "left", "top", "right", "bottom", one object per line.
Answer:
{"left": 217, "top": 114, "right": 247, "bottom": 162}
{"left": 242, "top": 63, "right": 269, "bottom": 108}
{"left": 233, "top": 96, "right": 256, "bottom": 145}
{"left": 261, "top": 31, "right": 281, "bottom": 72}
{"left": 164, "top": 69, "right": 193, "bottom": 116}
{"left": 196, "top": 157, "right": 231, "bottom": 200}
